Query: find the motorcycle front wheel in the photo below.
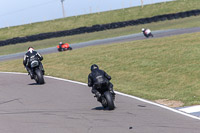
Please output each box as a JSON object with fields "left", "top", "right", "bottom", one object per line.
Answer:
{"left": 34, "top": 69, "right": 45, "bottom": 84}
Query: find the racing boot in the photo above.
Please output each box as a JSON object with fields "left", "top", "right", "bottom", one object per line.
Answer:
{"left": 28, "top": 71, "right": 34, "bottom": 79}
{"left": 42, "top": 70, "right": 45, "bottom": 75}
{"left": 108, "top": 84, "right": 115, "bottom": 100}
{"left": 39, "top": 64, "right": 45, "bottom": 75}
{"left": 110, "top": 91, "right": 115, "bottom": 100}
{"left": 95, "top": 92, "right": 101, "bottom": 102}
{"left": 26, "top": 68, "right": 34, "bottom": 79}
{"left": 109, "top": 88, "right": 115, "bottom": 100}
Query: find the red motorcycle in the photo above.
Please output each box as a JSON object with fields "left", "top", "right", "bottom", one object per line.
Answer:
{"left": 57, "top": 43, "right": 72, "bottom": 52}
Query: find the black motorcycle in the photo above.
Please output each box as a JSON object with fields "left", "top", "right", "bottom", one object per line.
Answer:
{"left": 94, "top": 84, "right": 115, "bottom": 110}
{"left": 30, "top": 56, "right": 45, "bottom": 84}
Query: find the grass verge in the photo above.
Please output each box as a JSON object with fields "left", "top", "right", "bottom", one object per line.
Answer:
{"left": 0, "top": 15, "right": 200, "bottom": 56}
{"left": 1, "top": 32, "right": 200, "bottom": 106}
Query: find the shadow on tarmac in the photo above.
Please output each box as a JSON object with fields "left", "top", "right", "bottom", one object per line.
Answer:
{"left": 92, "top": 106, "right": 116, "bottom": 111}
{"left": 28, "top": 83, "right": 42, "bottom": 85}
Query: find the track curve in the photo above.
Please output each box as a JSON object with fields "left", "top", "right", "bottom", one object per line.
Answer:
{"left": 0, "top": 72, "right": 200, "bottom": 133}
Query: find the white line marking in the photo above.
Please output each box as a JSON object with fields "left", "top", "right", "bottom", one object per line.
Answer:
{"left": 1, "top": 71, "right": 200, "bottom": 120}
{"left": 179, "top": 105, "right": 200, "bottom": 113}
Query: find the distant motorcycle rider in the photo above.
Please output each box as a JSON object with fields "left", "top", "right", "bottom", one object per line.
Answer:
{"left": 58, "top": 42, "right": 63, "bottom": 51}
{"left": 88, "top": 64, "right": 115, "bottom": 101}
{"left": 57, "top": 41, "right": 71, "bottom": 51}
{"left": 142, "top": 28, "right": 153, "bottom": 38}
{"left": 23, "top": 47, "right": 44, "bottom": 79}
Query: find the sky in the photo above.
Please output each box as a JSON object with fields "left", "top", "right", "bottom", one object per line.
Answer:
{"left": 0, "top": 0, "right": 173, "bottom": 28}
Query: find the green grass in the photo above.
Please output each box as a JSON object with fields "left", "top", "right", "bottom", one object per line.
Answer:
{"left": 1, "top": 32, "right": 200, "bottom": 106}
{"left": 0, "top": 15, "right": 200, "bottom": 56}
{"left": 0, "top": 0, "right": 200, "bottom": 40}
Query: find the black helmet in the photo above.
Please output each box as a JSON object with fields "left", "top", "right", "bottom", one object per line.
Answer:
{"left": 91, "top": 64, "right": 99, "bottom": 71}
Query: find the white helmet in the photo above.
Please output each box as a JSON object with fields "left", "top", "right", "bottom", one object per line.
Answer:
{"left": 28, "top": 47, "right": 34, "bottom": 53}
{"left": 59, "top": 42, "right": 63, "bottom": 45}
{"left": 142, "top": 28, "right": 145, "bottom": 32}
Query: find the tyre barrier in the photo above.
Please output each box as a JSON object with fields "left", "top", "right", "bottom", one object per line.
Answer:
{"left": 0, "top": 9, "right": 200, "bottom": 46}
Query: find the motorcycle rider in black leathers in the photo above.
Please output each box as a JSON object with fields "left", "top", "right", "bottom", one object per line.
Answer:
{"left": 88, "top": 64, "right": 115, "bottom": 101}
{"left": 23, "top": 47, "right": 44, "bottom": 79}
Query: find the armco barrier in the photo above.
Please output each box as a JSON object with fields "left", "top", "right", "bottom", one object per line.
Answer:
{"left": 0, "top": 9, "right": 200, "bottom": 46}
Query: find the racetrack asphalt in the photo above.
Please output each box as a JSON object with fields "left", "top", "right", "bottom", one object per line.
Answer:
{"left": 0, "top": 27, "right": 200, "bottom": 62}
{"left": 0, "top": 72, "right": 200, "bottom": 133}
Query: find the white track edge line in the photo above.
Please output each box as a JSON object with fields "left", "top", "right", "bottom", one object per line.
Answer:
{"left": 179, "top": 105, "right": 200, "bottom": 113}
{"left": 1, "top": 71, "right": 200, "bottom": 120}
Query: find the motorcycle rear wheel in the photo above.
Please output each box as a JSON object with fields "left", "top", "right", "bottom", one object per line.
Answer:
{"left": 68, "top": 47, "right": 72, "bottom": 50}
{"left": 104, "top": 91, "right": 115, "bottom": 110}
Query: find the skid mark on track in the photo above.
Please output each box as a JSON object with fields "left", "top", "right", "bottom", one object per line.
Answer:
{"left": 0, "top": 98, "right": 23, "bottom": 105}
